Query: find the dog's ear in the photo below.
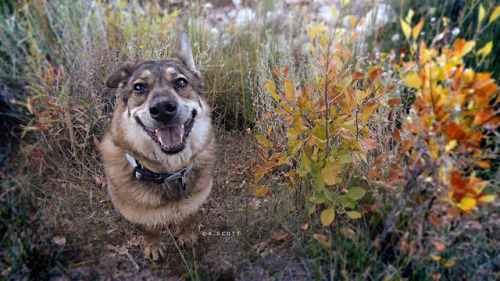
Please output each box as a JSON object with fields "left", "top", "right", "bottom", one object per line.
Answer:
{"left": 172, "top": 31, "right": 198, "bottom": 73}
{"left": 106, "top": 61, "right": 137, "bottom": 88}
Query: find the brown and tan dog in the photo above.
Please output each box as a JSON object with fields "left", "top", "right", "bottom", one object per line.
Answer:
{"left": 100, "top": 31, "right": 215, "bottom": 260}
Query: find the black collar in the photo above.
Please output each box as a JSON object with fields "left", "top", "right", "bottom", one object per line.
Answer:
{"left": 125, "top": 153, "right": 193, "bottom": 190}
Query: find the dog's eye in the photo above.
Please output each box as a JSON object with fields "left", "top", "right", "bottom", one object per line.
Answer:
{"left": 133, "top": 83, "right": 147, "bottom": 93}
{"left": 175, "top": 78, "right": 188, "bottom": 88}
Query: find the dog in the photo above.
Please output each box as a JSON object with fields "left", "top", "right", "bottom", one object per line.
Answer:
{"left": 100, "top": 31, "right": 216, "bottom": 261}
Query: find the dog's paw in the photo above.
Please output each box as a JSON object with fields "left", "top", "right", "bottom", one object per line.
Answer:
{"left": 143, "top": 241, "right": 166, "bottom": 261}
{"left": 177, "top": 232, "right": 198, "bottom": 248}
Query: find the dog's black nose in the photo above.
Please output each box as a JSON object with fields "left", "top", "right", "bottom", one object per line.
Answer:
{"left": 149, "top": 100, "right": 178, "bottom": 121}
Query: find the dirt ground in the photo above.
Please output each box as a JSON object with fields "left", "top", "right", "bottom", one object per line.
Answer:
{"left": 47, "top": 132, "right": 307, "bottom": 280}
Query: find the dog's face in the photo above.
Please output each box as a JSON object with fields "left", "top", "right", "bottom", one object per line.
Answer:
{"left": 107, "top": 32, "right": 210, "bottom": 156}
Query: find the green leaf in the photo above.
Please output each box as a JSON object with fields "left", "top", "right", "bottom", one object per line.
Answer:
{"left": 321, "top": 208, "right": 336, "bottom": 226}
{"left": 313, "top": 176, "right": 325, "bottom": 192}
{"left": 338, "top": 153, "right": 352, "bottom": 164}
{"left": 346, "top": 186, "right": 366, "bottom": 201}
{"left": 489, "top": 6, "right": 500, "bottom": 24}
{"left": 310, "top": 193, "right": 327, "bottom": 204}
{"left": 324, "top": 188, "right": 335, "bottom": 202}
{"left": 255, "top": 135, "right": 273, "bottom": 148}
{"left": 296, "top": 167, "right": 308, "bottom": 177}
{"left": 479, "top": 4, "right": 486, "bottom": 26}
{"left": 338, "top": 195, "right": 356, "bottom": 209}
{"left": 347, "top": 211, "right": 362, "bottom": 219}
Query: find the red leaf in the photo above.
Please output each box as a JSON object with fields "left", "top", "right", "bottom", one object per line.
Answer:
{"left": 474, "top": 107, "right": 494, "bottom": 125}
{"left": 444, "top": 123, "right": 466, "bottom": 141}
{"left": 403, "top": 139, "right": 413, "bottom": 152}
{"left": 484, "top": 116, "right": 500, "bottom": 130}
{"left": 429, "top": 215, "right": 441, "bottom": 228}
{"left": 434, "top": 242, "right": 446, "bottom": 251}
{"left": 33, "top": 149, "right": 42, "bottom": 164}
{"left": 368, "top": 169, "right": 381, "bottom": 179}
{"left": 388, "top": 98, "right": 401, "bottom": 107}
{"left": 369, "top": 67, "right": 383, "bottom": 85}
{"left": 360, "top": 138, "right": 377, "bottom": 150}
{"left": 391, "top": 129, "right": 402, "bottom": 144}
{"left": 273, "top": 68, "right": 282, "bottom": 78}
{"left": 352, "top": 72, "right": 365, "bottom": 81}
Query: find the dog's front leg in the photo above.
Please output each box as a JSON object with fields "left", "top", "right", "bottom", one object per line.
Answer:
{"left": 175, "top": 216, "right": 198, "bottom": 248}
{"left": 140, "top": 225, "right": 165, "bottom": 261}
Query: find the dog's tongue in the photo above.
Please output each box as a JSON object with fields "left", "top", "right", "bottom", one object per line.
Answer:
{"left": 157, "top": 125, "right": 184, "bottom": 147}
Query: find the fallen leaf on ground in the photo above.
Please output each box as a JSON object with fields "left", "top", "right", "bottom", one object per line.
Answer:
{"left": 272, "top": 233, "right": 290, "bottom": 241}
{"left": 313, "top": 234, "right": 331, "bottom": 249}
{"left": 53, "top": 236, "right": 66, "bottom": 247}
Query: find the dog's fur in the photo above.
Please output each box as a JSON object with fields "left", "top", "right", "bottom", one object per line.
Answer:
{"left": 100, "top": 32, "right": 215, "bottom": 260}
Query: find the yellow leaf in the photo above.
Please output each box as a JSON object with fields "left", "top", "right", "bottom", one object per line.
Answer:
{"left": 341, "top": 0, "right": 350, "bottom": 6}
{"left": 462, "top": 41, "right": 476, "bottom": 57}
{"left": 479, "top": 195, "right": 496, "bottom": 203}
{"left": 412, "top": 20, "right": 424, "bottom": 39}
{"left": 477, "top": 41, "right": 493, "bottom": 58}
{"left": 432, "top": 256, "right": 441, "bottom": 261}
{"left": 307, "top": 42, "right": 315, "bottom": 54}
{"left": 348, "top": 32, "right": 359, "bottom": 44}
{"left": 400, "top": 19, "right": 411, "bottom": 40}
{"left": 405, "top": 74, "right": 422, "bottom": 89}
{"left": 321, "top": 163, "right": 340, "bottom": 186}
{"left": 308, "top": 25, "right": 321, "bottom": 39}
{"left": 350, "top": 16, "right": 357, "bottom": 28}
{"left": 445, "top": 140, "right": 457, "bottom": 152}
{"left": 284, "top": 79, "right": 294, "bottom": 102}
{"left": 255, "top": 171, "right": 265, "bottom": 182}
{"left": 459, "top": 197, "right": 476, "bottom": 212}
{"left": 265, "top": 78, "right": 276, "bottom": 95}
{"left": 360, "top": 104, "right": 379, "bottom": 124}
{"left": 320, "top": 207, "right": 335, "bottom": 226}
{"left": 277, "top": 155, "right": 287, "bottom": 165}
{"left": 461, "top": 68, "right": 474, "bottom": 84}
{"left": 476, "top": 161, "right": 491, "bottom": 168}
{"left": 347, "top": 211, "right": 362, "bottom": 219}
{"left": 255, "top": 135, "right": 273, "bottom": 148}
{"left": 478, "top": 4, "right": 486, "bottom": 25}
{"left": 489, "top": 6, "right": 500, "bottom": 24}
{"left": 330, "top": 6, "right": 338, "bottom": 18}
{"left": 253, "top": 185, "right": 268, "bottom": 196}
{"left": 301, "top": 153, "right": 311, "bottom": 172}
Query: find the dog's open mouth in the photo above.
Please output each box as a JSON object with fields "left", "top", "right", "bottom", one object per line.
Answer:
{"left": 138, "top": 110, "right": 197, "bottom": 154}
